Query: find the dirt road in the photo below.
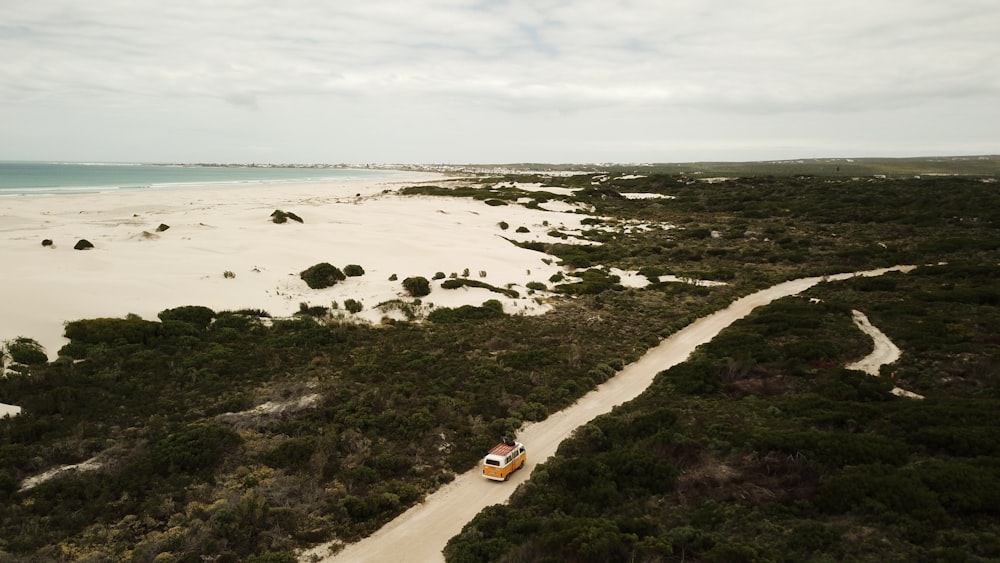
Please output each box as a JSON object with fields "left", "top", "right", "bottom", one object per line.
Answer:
{"left": 300, "top": 266, "right": 913, "bottom": 562}
{"left": 846, "top": 309, "right": 923, "bottom": 399}
{"left": 845, "top": 309, "right": 901, "bottom": 375}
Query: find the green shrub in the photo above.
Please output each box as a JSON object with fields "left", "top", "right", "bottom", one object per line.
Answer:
{"left": 427, "top": 300, "right": 505, "bottom": 323}
{"left": 658, "top": 359, "right": 721, "bottom": 395}
{"left": 153, "top": 424, "right": 242, "bottom": 476}
{"left": 5, "top": 337, "right": 48, "bottom": 365}
{"left": 515, "top": 240, "right": 546, "bottom": 252}
{"left": 484, "top": 199, "right": 508, "bottom": 206}
{"left": 343, "top": 264, "right": 365, "bottom": 277}
{"left": 498, "top": 221, "right": 509, "bottom": 230}
{"left": 74, "top": 239, "right": 94, "bottom": 250}
{"left": 262, "top": 437, "right": 317, "bottom": 472}
{"left": 752, "top": 430, "right": 909, "bottom": 468}
{"left": 433, "top": 272, "right": 446, "bottom": 280}
{"left": 559, "top": 252, "right": 592, "bottom": 269}
{"left": 526, "top": 281, "right": 547, "bottom": 291}
{"left": 271, "top": 209, "right": 303, "bottom": 223}
{"left": 158, "top": 306, "right": 216, "bottom": 329}
{"left": 816, "top": 464, "right": 947, "bottom": 523}
{"left": 555, "top": 269, "right": 621, "bottom": 295}
{"left": 300, "top": 262, "right": 345, "bottom": 289}
{"left": 344, "top": 299, "right": 364, "bottom": 314}
{"left": 63, "top": 316, "right": 161, "bottom": 346}
{"left": 637, "top": 265, "right": 663, "bottom": 281}
{"left": 297, "top": 302, "right": 329, "bottom": 317}
{"left": 402, "top": 276, "right": 431, "bottom": 297}
{"left": 516, "top": 226, "right": 530, "bottom": 233}
{"left": 440, "top": 278, "right": 519, "bottom": 298}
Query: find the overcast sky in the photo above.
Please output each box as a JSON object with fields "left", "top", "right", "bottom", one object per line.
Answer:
{"left": 2, "top": 1, "right": 998, "bottom": 164}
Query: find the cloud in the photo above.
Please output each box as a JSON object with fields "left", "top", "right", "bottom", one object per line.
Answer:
{"left": 2, "top": 0, "right": 998, "bottom": 162}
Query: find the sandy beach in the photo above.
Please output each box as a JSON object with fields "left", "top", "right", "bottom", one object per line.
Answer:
{"left": 0, "top": 172, "right": 603, "bottom": 366}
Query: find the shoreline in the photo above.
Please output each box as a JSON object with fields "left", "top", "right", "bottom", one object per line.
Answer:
{"left": 0, "top": 162, "right": 411, "bottom": 197}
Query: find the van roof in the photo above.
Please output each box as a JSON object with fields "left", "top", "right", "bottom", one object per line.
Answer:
{"left": 487, "top": 442, "right": 521, "bottom": 457}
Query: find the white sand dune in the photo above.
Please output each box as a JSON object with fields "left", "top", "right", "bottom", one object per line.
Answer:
{"left": 0, "top": 173, "right": 599, "bottom": 362}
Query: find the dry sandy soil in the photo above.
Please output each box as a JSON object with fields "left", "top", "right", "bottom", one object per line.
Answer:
{"left": 846, "top": 309, "right": 923, "bottom": 399}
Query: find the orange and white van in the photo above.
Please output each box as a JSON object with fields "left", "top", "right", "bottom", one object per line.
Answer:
{"left": 482, "top": 439, "right": 527, "bottom": 481}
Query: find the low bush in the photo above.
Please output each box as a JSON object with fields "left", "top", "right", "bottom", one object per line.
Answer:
{"left": 5, "top": 338, "right": 48, "bottom": 365}
{"left": 153, "top": 424, "right": 242, "bottom": 476}
{"left": 271, "top": 210, "right": 303, "bottom": 223}
{"left": 297, "top": 303, "right": 328, "bottom": 317}
{"left": 555, "top": 269, "right": 621, "bottom": 295}
{"left": 427, "top": 300, "right": 506, "bottom": 323}
{"left": 158, "top": 306, "right": 216, "bottom": 329}
{"left": 343, "top": 264, "right": 365, "bottom": 277}
{"left": 300, "top": 263, "right": 346, "bottom": 289}
{"left": 344, "top": 299, "right": 364, "bottom": 314}
{"left": 63, "top": 316, "right": 161, "bottom": 347}
{"left": 440, "top": 278, "right": 519, "bottom": 298}
{"left": 402, "top": 276, "right": 431, "bottom": 297}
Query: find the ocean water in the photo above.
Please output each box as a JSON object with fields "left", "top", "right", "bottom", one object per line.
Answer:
{"left": 0, "top": 161, "right": 401, "bottom": 196}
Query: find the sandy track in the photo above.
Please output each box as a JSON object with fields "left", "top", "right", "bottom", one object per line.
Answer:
{"left": 845, "top": 310, "right": 901, "bottom": 375}
{"left": 846, "top": 309, "right": 923, "bottom": 399}
{"left": 301, "top": 266, "right": 913, "bottom": 562}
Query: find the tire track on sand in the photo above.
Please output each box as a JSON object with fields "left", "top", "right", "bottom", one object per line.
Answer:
{"left": 301, "top": 266, "right": 915, "bottom": 562}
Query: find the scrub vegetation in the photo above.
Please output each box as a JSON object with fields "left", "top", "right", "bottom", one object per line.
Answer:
{"left": 1, "top": 165, "right": 998, "bottom": 561}
{"left": 446, "top": 265, "right": 1000, "bottom": 562}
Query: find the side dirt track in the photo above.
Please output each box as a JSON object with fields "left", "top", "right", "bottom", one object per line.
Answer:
{"left": 302, "top": 265, "right": 914, "bottom": 562}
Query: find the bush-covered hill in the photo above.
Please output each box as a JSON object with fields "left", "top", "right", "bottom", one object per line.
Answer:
{"left": 1, "top": 172, "right": 997, "bottom": 561}
{"left": 445, "top": 263, "right": 1000, "bottom": 562}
